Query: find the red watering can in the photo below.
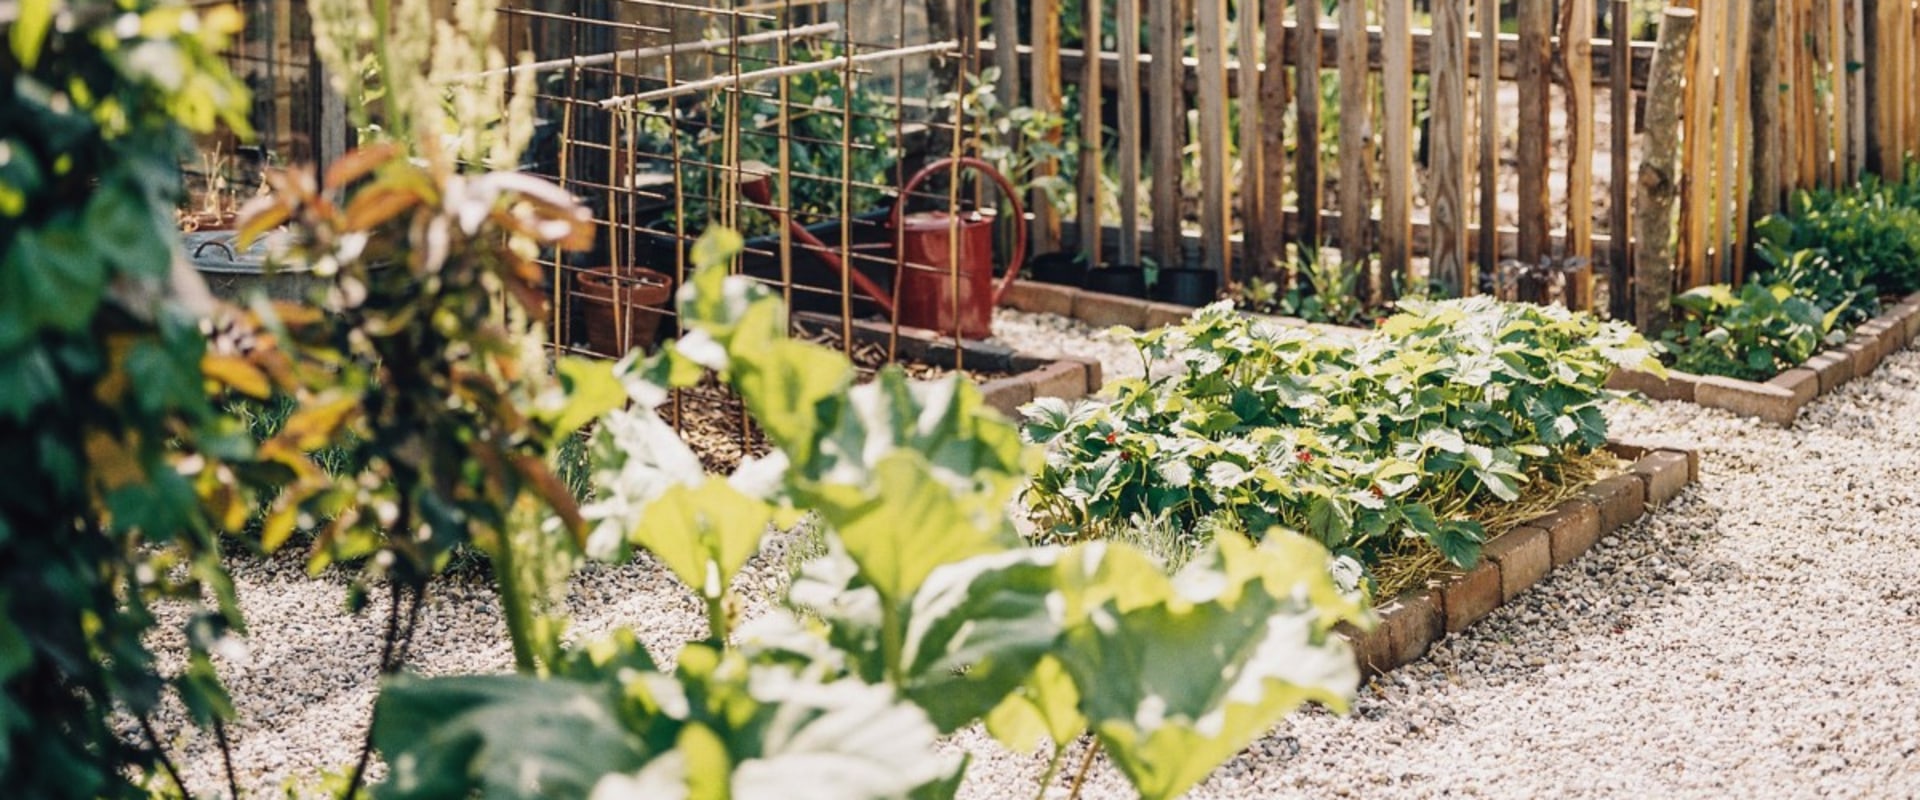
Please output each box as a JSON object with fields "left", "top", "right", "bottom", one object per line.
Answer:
{"left": 890, "top": 157, "right": 1027, "bottom": 340}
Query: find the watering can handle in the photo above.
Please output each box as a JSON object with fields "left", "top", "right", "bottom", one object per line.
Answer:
{"left": 892, "top": 156, "right": 1028, "bottom": 307}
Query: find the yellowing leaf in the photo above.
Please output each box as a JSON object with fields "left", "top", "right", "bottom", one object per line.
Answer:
{"left": 83, "top": 429, "right": 144, "bottom": 489}
{"left": 275, "top": 394, "right": 359, "bottom": 451}
{"left": 201, "top": 354, "right": 271, "bottom": 398}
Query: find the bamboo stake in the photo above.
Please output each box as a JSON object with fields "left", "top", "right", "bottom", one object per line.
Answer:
{"left": 1430, "top": 0, "right": 1470, "bottom": 298}
{"left": 1635, "top": 8, "right": 1699, "bottom": 335}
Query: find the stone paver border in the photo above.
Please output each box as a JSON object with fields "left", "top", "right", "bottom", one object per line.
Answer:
{"left": 796, "top": 312, "right": 1104, "bottom": 417}
{"left": 1606, "top": 291, "right": 1920, "bottom": 425}
{"left": 999, "top": 280, "right": 1364, "bottom": 341}
{"left": 1338, "top": 441, "right": 1699, "bottom": 676}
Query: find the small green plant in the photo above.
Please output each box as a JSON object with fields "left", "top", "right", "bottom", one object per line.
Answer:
{"left": 1021, "top": 298, "right": 1661, "bottom": 591}
{"left": 1227, "top": 246, "right": 1372, "bottom": 326}
{"left": 1659, "top": 246, "right": 1863, "bottom": 381}
{"left": 940, "top": 66, "right": 1076, "bottom": 216}
{"left": 366, "top": 230, "right": 1368, "bottom": 800}
{"left": 1757, "top": 166, "right": 1920, "bottom": 300}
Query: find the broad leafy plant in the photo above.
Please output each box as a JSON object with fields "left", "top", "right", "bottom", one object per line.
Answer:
{"left": 0, "top": 0, "right": 269, "bottom": 795}
{"left": 1659, "top": 245, "right": 1861, "bottom": 381}
{"left": 1022, "top": 299, "right": 1660, "bottom": 588}
{"left": 1756, "top": 165, "right": 1920, "bottom": 300}
{"left": 368, "top": 230, "right": 1366, "bottom": 800}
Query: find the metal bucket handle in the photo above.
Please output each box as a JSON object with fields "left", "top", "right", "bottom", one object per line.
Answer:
{"left": 890, "top": 156, "right": 1028, "bottom": 307}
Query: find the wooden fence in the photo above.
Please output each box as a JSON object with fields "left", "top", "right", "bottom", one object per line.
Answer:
{"left": 976, "top": 0, "right": 1920, "bottom": 323}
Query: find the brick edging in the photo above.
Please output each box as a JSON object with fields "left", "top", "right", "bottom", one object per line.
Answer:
{"left": 1607, "top": 291, "right": 1920, "bottom": 425}
{"left": 790, "top": 311, "right": 1105, "bottom": 416}
{"left": 999, "top": 279, "right": 1364, "bottom": 340}
{"left": 1337, "top": 442, "right": 1699, "bottom": 677}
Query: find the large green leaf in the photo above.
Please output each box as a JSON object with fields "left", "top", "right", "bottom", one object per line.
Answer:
{"left": 898, "top": 548, "right": 1063, "bottom": 732}
{"left": 373, "top": 674, "right": 651, "bottom": 800}
{"left": 816, "top": 452, "right": 1005, "bottom": 606}
{"left": 983, "top": 655, "right": 1084, "bottom": 753}
{"left": 628, "top": 479, "right": 774, "bottom": 603}
{"left": 1052, "top": 535, "right": 1364, "bottom": 800}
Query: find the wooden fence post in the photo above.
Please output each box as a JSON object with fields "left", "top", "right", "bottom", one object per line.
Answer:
{"left": 1257, "top": 0, "right": 1290, "bottom": 281}
{"left": 1635, "top": 8, "right": 1699, "bottom": 335}
{"left": 1149, "top": 0, "right": 1184, "bottom": 269}
{"left": 1337, "top": 0, "right": 1373, "bottom": 299}
{"left": 1749, "top": 0, "right": 1783, "bottom": 233}
{"left": 1608, "top": 0, "right": 1634, "bottom": 320}
{"left": 1382, "top": 0, "right": 1413, "bottom": 300}
{"left": 1237, "top": 0, "right": 1265, "bottom": 283}
{"left": 1429, "top": 0, "right": 1470, "bottom": 298}
{"left": 1564, "top": 0, "right": 1596, "bottom": 309}
{"left": 1197, "top": 0, "right": 1231, "bottom": 277}
{"left": 1030, "top": 0, "right": 1062, "bottom": 256}
{"left": 1477, "top": 0, "right": 1499, "bottom": 289}
{"left": 1516, "top": 0, "right": 1552, "bottom": 266}
{"left": 1077, "top": 0, "right": 1103, "bottom": 265}
{"left": 1116, "top": 0, "right": 1141, "bottom": 266}
{"left": 1297, "top": 0, "right": 1325, "bottom": 257}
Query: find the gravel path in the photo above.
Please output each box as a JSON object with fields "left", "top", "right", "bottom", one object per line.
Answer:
{"left": 167, "top": 317, "right": 1920, "bottom": 798}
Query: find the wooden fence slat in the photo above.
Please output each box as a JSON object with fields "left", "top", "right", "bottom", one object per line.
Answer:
{"left": 1517, "top": 0, "right": 1551, "bottom": 267}
{"left": 1565, "top": 0, "right": 1596, "bottom": 308}
{"left": 1237, "top": 0, "right": 1265, "bottom": 281}
{"left": 1338, "top": 0, "right": 1374, "bottom": 296}
{"left": 990, "top": 0, "right": 1020, "bottom": 108}
{"left": 1849, "top": 0, "right": 1867, "bottom": 181}
{"left": 1609, "top": 0, "right": 1634, "bottom": 320}
{"left": 1116, "top": 0, "right": 1141, "bottom": 265}
{"left": 1149, "top": 0, "right": 1183, "bottom": 267}
{"left": 1637, "top": 8, "right": 1700, "bottom": 334}
{"left": 1679, "top": 0, "right": 1714, "bottom": 289}
{"left": 1197, "top": 0, "right": 1230, "bottom": 276}
{"left": 1813, "top": 0, "right": 1836, "bottom": 188}
{"left": 1381, "top": 0, "right": 1412, "bottom": 298}
{"left": 1258, "top": 0, "right": 1290, "bottom": 279}
{"left": 1829, "top": 0, "right": 1851, "bottom": 184}
{"left": 1078, "top": 0, "right": 1103, "bottom": 264}
{"left": 1750, "top": 0, "right": 1783, "bottom": 227}
{"left": 1030, "top": 0, "right": 1062, "bottom": 255}
{"left": 1429, "top": 0, "right": 1469, "bottom": 298}
{"left": 1477, "top": 0, "right": 1499, "bottom": 285}
{"left": 1297, "top": 0, "right": 1325, "bottom": 252}
{"left": 1720, "top": 0, "right": 1751, "bottom": 283}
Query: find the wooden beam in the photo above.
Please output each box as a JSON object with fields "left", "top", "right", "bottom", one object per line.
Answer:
{"left": 1428, "top": 0, "right": 1469, "bottom": 297}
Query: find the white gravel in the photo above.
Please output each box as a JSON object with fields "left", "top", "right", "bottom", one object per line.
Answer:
{"left": 166, "top": 317, "right": 1920, "bottom": 798}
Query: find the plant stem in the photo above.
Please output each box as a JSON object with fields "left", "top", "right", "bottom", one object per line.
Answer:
{"left": 213, "top": 717, "right": 241, "bottom": 800}
{"left": 342, "top": 577, "right": 424, "bottom": 798}
{"left": 1065, "top": 737, "right": 1102, "bottom": 800}
{"left": 492, "top": 525, "right": 540, "bottom": 673}
{"left": 1030, "top": 739, "right": 1070, "bottom": 800}
{"left": 138, "top": 714, "right": 195, "bottom": 800}
{"left": 705, "top": 590, "right": 730, "bottom": 645}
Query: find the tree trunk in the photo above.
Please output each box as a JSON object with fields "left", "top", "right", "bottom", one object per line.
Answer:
{"left": 1633, "top": 8, "right": 1699, "bottom": 335}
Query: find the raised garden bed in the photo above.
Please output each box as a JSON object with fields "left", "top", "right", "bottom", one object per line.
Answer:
{"left": 999, "top": 278, "right": 1367, "bottom": 341}
{"left": 1607, "top": 291, "right": 1920, "bottom": 425}
{"left": 1341, "top": 441, "right": 1697, "bottom": 675}
{"left": 664, "top": 312, "right": 1103, "bottom": 472}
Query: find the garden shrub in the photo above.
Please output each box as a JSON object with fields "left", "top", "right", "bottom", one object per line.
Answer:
{"left": 1659, "top": 246, "right": 1862, "bottom": 381}
{"left": 1020, "top": 298, "right": 1660, "bottom": 590}
{"left": 1757, "top": 165, "right": 1920, "bottom": 299}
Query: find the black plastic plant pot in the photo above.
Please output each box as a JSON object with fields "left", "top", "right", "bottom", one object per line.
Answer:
{"left": 1151, "top": 267, "right": 1220, "bottom": 307}
{"left": 1083, "top": 265, "right": 1150, "bottom": 298}
{"left": 1024, "top": 251, "right": 1088, "bottom": 287}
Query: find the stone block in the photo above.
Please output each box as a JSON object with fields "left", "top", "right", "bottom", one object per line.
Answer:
{"left": 1072, "top": 291, "right": 1151, "bottom": 330}
{"left": 1606, "top": 368, "right": 1698, "bottom": 403}
{"left": 1843, "top": 338, "right": 1881, "bottom": 379}
{"left": 1052, "top": 354, "right": 1103, "bottom": 395}
{"left": 1694, "top": 374, "right": 1803, "bottom": 426}
{"left": 1766, "top": 367, "right": 1819, "bottom": 407}
{"left": 1484, "top": 525, "right": 1552, "bottom": 602}
{"left": 1381, "top": 591, "right": 1444, "bottom": 669}
{"left": 978, "top": 377, "right": 1033, "bottom": 417}
{"left": 1631, "top": 450, "right": 1692, "bottom": 506}
{"left": 1144, "top": 302, "right": 1196, "bottom": 329}
{"left": 1801, "top": 351, "right": 1855, "bottom": 394}
{"left": 1531, "top": 498, "right": 1603, "bottom": 568}
{"left": 1025, "top": 360, "right": 1087, "bottom": 401}
{"left": 1436, "top": 561, "right": 1502, "bottom": 633}
{"left": 998, "top": 280, "right": 1078, "bottom": 316}
{"left": 1581, "top": 474, "right": 1647, "bottom": 535}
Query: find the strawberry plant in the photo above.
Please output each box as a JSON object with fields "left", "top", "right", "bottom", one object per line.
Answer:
{"left": 1021, "top": 298, "right": 1661, "bottom": 589}
{"left": 367, "top": 230, "right": 1367, "bottom": 800}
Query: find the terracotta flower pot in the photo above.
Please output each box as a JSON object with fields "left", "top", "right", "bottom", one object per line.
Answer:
{"left": 571, "top": 265, "right": 673, "bottom": 356}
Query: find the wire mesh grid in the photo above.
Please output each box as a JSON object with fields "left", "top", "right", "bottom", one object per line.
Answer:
{"left": 503, "top": 0, "right": 1016, "bottom": 470}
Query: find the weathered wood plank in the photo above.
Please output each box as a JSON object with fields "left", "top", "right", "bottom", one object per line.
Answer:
{"left": 1237, "top": 0, "right": 1264, "bottom": 282}
{"left": 1116, "top": 0, "right": 1141, "bottom": 265}
{"left": 1565, "top": 0, "right": 1596, "bottom": 308}
{"left": 1030, "top": 0, "right": 1063, "bottom": 255}
{"left": 1257, "top": 0, "right": 1290, "bottom": 280}
{"left": 1381, "top": 0, "right": 1412, "bottom": 297}
{"left": 1749, "top": 0, "right": 1783, "bottom": 229}
{"left": 1477, "top": 0, "right": 1499, "bottom": 286}
{"left": 990, "top": 0, "right": 1020, "bottom": 108}
{"left": 1680, "top": 0, "right": 1715, "bottom": 288}
{"left": 1338, "top": 0, "right": 1374, "bottom": 297}
{"left": 1198, "top": 0, "right": 1231, "bottom": 276}
{"left": 1149, "top": 0, "right": 1183, "bottom": 267}
{"left": 1298, "top": 0, "right": 1324, "bottom": 250}
{"left": 1078, "top": 0, "right": 1103, "bottom": 263}
{"left": 1430, "top": 0, "right": 1470, "bottom": 298}
{"left": 1516, "top": 0, "right": 1551, "bottom": 266}
{"left": 1609, "top": 0, "right": 1634, "bottom": 320}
